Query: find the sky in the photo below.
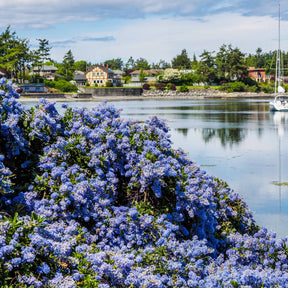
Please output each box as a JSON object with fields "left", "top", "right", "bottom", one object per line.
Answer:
{"left": 1, "top": 0, "right": 288, "bottom": 65}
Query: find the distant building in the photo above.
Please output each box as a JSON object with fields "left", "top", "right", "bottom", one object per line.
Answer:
{"left": 85, "top": 64, "right": 114, "bottom": 86}
{"left": 32, "top": 65, "right": 58, "bottom": 76}
{"left": 43, "top": 72, "right": 63, "bottom": 81}
{"left": 74, "top": 74, "right": 87, "bottom": 86}
{"left": 248, "top": 67, "right": 266, "bottom": 82}
{"left": 130, "top": 69, "right": 163, "bottom": 83}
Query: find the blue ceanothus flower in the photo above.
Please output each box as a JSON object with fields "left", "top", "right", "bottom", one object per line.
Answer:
{"left": 0, "top": 79, "right": 287, "bottom": 287}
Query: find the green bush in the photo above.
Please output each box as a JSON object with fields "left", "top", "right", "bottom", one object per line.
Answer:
{"left": 218, "top": 81, "right": 248, "bottom": 93}
{"left": 94, "top": 83, "right": 98, "bottom": 87}
{"left": 43, "top": 79, "right": 56, "bottom": 88}
{"left": 247, "top": 85, "right": 259, "bottom": 92}
{"left": 166, "top": 83, "right": 176, "bottom": 91}
{"left": 106, "top": 81, "right": 113, "bottom": 87}
{"left": 179, "top": 84, "right": 189, "bottom": 92}
{"left": 54, "top": 79, "right": 78, "bottom": 92}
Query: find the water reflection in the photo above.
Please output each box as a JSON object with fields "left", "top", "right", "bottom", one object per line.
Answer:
{"left": 175, "top": 127, "right": 247, "bottom": 146}
{"left": 271, "top": 112, "right": 288, "bottom": 214}
{"left": 175, "top": 128, "right": 188, "bottom": 137}
{"left": 203, "top": 127, "right": 247, "bottom": 146}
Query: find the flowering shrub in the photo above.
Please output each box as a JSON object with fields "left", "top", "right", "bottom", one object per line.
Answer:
{"left": 0, "top": 77, "right": 288, "bottom": 287}
{"left": 158, "top": 68, "right": 181, "bottom": 83}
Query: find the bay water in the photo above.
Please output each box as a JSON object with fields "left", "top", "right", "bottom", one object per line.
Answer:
{"left": 23, "top": 98, "right": 288, "bottom": 238}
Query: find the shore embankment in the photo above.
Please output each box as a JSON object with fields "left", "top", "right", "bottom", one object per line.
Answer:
{"left": 19, "top": 88, "right": 275, "bottom": 102}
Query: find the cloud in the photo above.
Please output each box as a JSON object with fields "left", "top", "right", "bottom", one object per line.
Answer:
{"left": 51, "top": 40, "right": 77, "bottom": 47}
{"left": 82, "top": 36, "right": 115, "bottom": 42}
{"left": 43, "top": 9, "right": 286, "bottom": 63}
{"left": 0, "top": 0, "right": 287, "bottom": 30}
{"left": 1, "top": 0, "right": 287, "bottom": 63}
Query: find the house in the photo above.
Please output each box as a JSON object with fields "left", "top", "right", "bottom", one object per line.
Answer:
{"left": 43, "top": 72, "right": 63, "bottom": 81}
{"left": 130, "top": 69, "right": 163, "bottom": 83}
{"left": 111, "top": 70, "right": 123, "bottom": 86}
{"left": 74, "top": 74, "right": 87, "bottom": 86}
{"left": 248, "top": 67, "right": 266, "bottom": 82}
{"left": 32, "top": 65, "right": 58, "bottom": 76}
{"left": 85, "top": 64, "right": 114, "bottom": 86}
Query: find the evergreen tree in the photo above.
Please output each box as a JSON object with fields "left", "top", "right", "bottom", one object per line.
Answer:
{"left": 61, "top": 50, "right": 75, "bottom": 81}
{"left": 227, "top": 47, "right": 248, "bottom": 81}
{"left": 104, "top": 58, "right": 123, "bottom": 70}
{"left": 35, "top": 39, "right": 51, "bottom": 72}
{"left": 134, "top": 58, "right": 150, "bottom": 70}
{"left": 197, "top": 50, "right": 217, "bottom": 84}
{"left": 125, "top": 56, "right": 135, "bottom": 71}
{"left": 152, "top": 59, "right": 171, "bottom": 69}
{"left": 171, "top": 49, "right": 191, "bottom": 69}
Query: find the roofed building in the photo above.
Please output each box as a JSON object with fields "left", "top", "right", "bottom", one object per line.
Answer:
{"left": 32, "top": 65, "right": 58, "bottom": 76}
{"left": 74, "top": 74, "right": 87, "bottom": 86}
{"left": 130, "top": 69, "right": 163, "bottom": 83}
{"left": 248, "top": 67, "right": 267, "bottom": 82}
{"left": 85, "top": 64, "right": 114, "bottom": 86}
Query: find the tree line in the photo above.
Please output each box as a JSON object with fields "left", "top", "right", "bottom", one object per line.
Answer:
{"left": 0, "top": 26, "right": 287, "bottom": 85}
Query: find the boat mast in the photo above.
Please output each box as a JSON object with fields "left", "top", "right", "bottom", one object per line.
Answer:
{"left": 276, "top": 3, "right": 282, "bottom": 95}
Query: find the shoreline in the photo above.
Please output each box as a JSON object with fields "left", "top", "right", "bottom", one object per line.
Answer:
{"left": 19, "top": 90, "right": 276, "bottom": 102}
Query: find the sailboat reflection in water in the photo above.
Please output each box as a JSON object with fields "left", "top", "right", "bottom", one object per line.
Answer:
{"left": 269, "top": 4, "right": 288, "bottom": 111}
{"left": 272, "top": 111, "right": 288, "bottom": 212}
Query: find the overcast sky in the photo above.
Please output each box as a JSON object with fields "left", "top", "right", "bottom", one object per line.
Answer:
{"left": 1, "top": 0, "right": 288, "bottom": 64}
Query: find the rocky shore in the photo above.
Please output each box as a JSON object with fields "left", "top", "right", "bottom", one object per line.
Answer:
{"left": 20, "top": 88, "right": 275, "bottom": 102}
{"left": 141, "top": 89, "right": 273, "bottom": 99}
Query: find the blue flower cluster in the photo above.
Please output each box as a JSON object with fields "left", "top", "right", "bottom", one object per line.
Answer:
{"left": 0, "top": 77, "right": 288, "bottom": 287}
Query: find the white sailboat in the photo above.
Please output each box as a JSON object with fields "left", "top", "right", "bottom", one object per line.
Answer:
{"left": 269, "top": 4, "right": 288, "bottom": 111}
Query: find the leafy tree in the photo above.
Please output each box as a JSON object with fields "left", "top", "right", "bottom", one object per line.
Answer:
{"left": 171, "top": 49, "right": 191, "bottom": 69}
{"left": 104, "top": 58, "right": 123, "bottom": 70}
{"left": 74, "top": 61, "right": 88, "bottom": 72}
{"left": 152, "top": 59, "right": 171, "bottom": 69}
{"left": 125, "top": 56, "right": 135, "bottom": 71}
{"left": 134, "top": 58, "right": 150, "bottom": 70}
{"left": 0, "top": 26, "right": 31, "bottom": 82}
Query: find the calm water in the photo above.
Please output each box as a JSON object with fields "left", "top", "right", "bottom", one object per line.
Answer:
{"left": 23, "top": 98, "right": 288, "bottom": 238}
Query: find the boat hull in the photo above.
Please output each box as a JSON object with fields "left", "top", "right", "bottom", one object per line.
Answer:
{"left": 269, "top": 96, "right": 288, "bottom": 111}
